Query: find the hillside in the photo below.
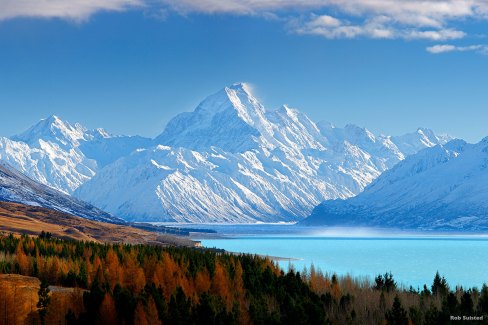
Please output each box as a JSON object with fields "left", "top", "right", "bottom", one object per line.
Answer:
{"left": 0, "top": 201, "right": 195, "bottom": 246}
{"left": 304, "top": 138, "right": 488, "bottom": 231}
{"left": 0, "top": 160, "right": 123, "bottom": 224}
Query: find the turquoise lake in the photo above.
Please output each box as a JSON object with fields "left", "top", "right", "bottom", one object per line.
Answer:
{"left": 181, "top": 224, "right": 488, "bottom": 289}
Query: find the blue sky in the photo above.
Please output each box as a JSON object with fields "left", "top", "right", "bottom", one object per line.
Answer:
{"left": 1, "top": 1, "right": 487, "bottom": 142}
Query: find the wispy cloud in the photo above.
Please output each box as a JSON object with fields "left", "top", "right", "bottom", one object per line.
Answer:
{"left": 292, "top": 14, "right": 466, "bottom": 40}
{"left": 0, "top": 0, "right": 143, "bottom": 22}
{"left": 159, "top": 0, "right": 482, "bottom": 22}
{"left": 2, "top": 0, "right": 487, "bottom": 24}
{"left": 2, "top": 0, "right": 488, "bottom": 47}
{"left": 426, "top": 44, "right": 488, "bottom": 54}
{"left": 160, "top": 0, "right": 488, "bottom": 42}
{"left": 159, "top": 0, "right": 487, "bottom": 25}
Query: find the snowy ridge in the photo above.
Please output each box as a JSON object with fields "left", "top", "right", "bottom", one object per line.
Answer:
{"left": 74, "top": 83, "right": 450, "bottom": 222}
{"left": 0, "top": 115, "right": 152, "bottom": 194}
{"left": 304, "top": 138, "right": 488, "bottom": 230}
{"left": 0, "top": 160, "right": 123, "bottom": 224}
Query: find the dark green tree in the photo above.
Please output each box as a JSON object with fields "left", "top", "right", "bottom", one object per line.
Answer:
{"left": 431, "top": 272, "right": 449, "bottom": 297}
{"left": 77, "top": 262, "right": 88, "bottom": 288}
{"left": 79, "top": 277, "right": 106, "bottom": 323}
{"left": 423, "top": 304, "right": 440, "bottom": 325}
{"left": 442, "top": 292, "right": 458, "bottom": 315}
{"left": 460, "top": 291, "right": 474, "bottom": 315}
{"left": 421, "top": 284, "right": 431, "bottom": 297}
{"left": 409, "top": 306, "right": 422, "bottom": 325}
{"left": 37, "top": 279, "right": 51, "bottom": 325}
{"left": 169, "top": 287, "right": 193, "bottom": 325}
{"left": 385, "top": 295, "right": 408, "bottom": 325}
{"left": 375, "top": 272, "right": 396, "bottom": 292}
{"left": 478, "top": 284, "right": 488, "bottom": 314}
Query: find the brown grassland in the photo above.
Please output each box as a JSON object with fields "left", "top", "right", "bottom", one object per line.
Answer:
{"left": 0, "top": 201, "right": 195, "bottom": 247}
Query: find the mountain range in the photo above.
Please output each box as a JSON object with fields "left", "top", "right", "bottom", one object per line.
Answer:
{"left": 1, "top": 83, "right": 452, "bottom": 223}
{"left": 304, "top": 138, "right": 488, "bottom": 230}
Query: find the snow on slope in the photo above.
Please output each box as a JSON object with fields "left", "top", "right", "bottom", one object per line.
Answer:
{"left": 0, "top": 115, "right": 152, "bottom": 194}
{"left": 75, "top": 83, "right": 450, "bottom": 222}
{"left": 304, "top": 138, "right": 488, "bottom": 230}
{"left": 0, "top": 160, "right": 123, "bottom": 224}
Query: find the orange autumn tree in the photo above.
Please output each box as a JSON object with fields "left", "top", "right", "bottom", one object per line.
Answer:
{"left": 15, "top": 244, "right": 29, "bottom": 274}
{"left": 210, "top": 260, "right": 232, "bottom": 310}
{"left": 104, "top": 248, "right": 123, "bottom": 290}
{"left": 123, "top": 252, "right": 146, "bottom": 294}
{"left": 99, "top": 293, "right": 117, "bottom": 324}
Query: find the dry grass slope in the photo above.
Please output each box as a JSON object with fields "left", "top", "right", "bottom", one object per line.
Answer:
{"left": 0, "top": 201, "right": 196, "bottom": 247}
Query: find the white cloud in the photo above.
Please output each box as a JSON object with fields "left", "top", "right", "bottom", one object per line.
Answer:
{"left": 294, "top": 14, "right": 465, "bottom": 41}
{"left": 308, "top": 15, "right": 341, "bottom": 28}
{"left": 406, "top": 29, "right": 466, "bottom": 40}
{"left": 159, "top": 0, "right": 488, "bottom": 42}
{"left": 426, "top": 44, "right": 488, "bottom": 54}
{"left": 294, "top": 15, "right": 395, "bottom": 39}
{"left": 0, "top": 0, "right": 486, "bottom": 45}
{"left": 159, "top": 0, "right": 480, "bottom": 25}
{"left": 426, "top": 44, "right": 457, "bottom": 53}
{"left": 0, "top": 0, "right": 143, "bottom": 22}
{"left": 1, "top": 0, "right": 485, "bottom": 24}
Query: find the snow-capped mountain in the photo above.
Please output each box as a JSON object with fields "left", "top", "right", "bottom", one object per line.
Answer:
{"left": 303, "top": 138, "right": 488, "bottom": 230}
{"left": 0, "top": 160, "right": 123, "bottom": 224}
{"left": 0, "top": 115, "right": 152, "bottom": 194}
{"left": 74, "top": 83, "right": 450, "bottom": 222}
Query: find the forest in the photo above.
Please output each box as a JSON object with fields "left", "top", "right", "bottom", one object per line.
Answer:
{"left": 0, "top": 232, "right": 487, "bottom": 324}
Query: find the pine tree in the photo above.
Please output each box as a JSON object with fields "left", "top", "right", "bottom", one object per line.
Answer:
{"left": 385, "top": 295, "right": 408, "bottom": 325}
{"left": 375, "top": 272, "right": 396, "bottom": 292}
{"left": 460, "top": 291, "right": 474, "bottom": 315}
{"left": 478, "top": 284, "right": 488, "bottom": 314}
{"left": 431, "top": 272, "right": 449, "bottom": 297}
{"left": 37, "top": 279, "right": 51, "bottom": 325}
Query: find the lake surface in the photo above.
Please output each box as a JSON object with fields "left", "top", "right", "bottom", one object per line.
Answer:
{"left": 175, "top": 224, "right": 488, "bottom": 289}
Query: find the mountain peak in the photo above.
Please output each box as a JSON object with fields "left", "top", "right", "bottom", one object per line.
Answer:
{"left": 35, "top": 114, "right": 66, "bottom": 130}
{"left": 46, "top": 114, "right": 61, "bottom": 122}
{"left": 192, "top": 82, "right": 262, "bottom": 117}
{"left": 228, "top": 82, "right": 251, "bottom": 92}
{"left": 156, "top": 83, "right": 267, "bottom": 152}
{"left": 12, "top": 115, "right": 87, "bottom": 148}
{"left": 416, "top": 127, "right": 435, "bottom": 136}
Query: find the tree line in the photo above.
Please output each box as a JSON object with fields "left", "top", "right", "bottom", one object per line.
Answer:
{"left": 0, "top": 232, "right": 487, "bottom": 324}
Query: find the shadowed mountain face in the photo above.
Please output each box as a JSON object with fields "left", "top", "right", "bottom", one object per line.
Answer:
{"left": 303, "top": 139, "right": 488, "bottom": 231}
{"left": 0, "top": 160, "right": 123, "bottom": 224}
